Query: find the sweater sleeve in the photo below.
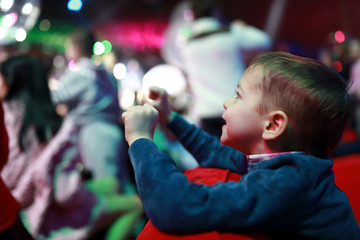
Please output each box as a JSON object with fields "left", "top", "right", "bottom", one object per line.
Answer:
{"left": 129, "top": 139, "right": 310, "bottom": 234}
{"left": 167, "top": 113, "right": 247, "bottom": 174}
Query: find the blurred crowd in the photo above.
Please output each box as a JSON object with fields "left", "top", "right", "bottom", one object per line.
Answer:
{"left": 318, "top": 37, "right": 360, "bottom": 156}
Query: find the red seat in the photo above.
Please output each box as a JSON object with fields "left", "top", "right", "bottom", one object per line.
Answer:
{"left": 137, "top": 167, "right": 269, "bottom": 240}
{"left": 333, "top": 153, "right": 360, "bottom": 226}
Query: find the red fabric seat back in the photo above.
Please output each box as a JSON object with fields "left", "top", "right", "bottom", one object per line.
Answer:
{"left": 137, "top": 167, "right": 269, "bottom": 240}
{"left": 333, "top": 154, "right": 360, "bottom": 226}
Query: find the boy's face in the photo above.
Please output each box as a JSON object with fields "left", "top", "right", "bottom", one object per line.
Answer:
{"left": 221, "top": 68, "right": 267, "bottom": 155}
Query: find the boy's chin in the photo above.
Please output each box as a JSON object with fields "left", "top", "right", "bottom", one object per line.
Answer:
{"left": 220, "top": 135, "right": 228, "bottom": 146}
{"left": 220, "top": 136, "right": 240, "bottom": 150}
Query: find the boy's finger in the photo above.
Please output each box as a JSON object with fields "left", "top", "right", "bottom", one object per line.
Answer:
{"left": 121, "top": 112, "right": 127, "bottom": 123}
{"left": 149, "top": 86, "right": 164, "bottom": 92}
{"left": 143, "top": 103, "right": 157, "bottom": 111}
{"left": 149, "top": 86, "right": 166, "bottom": 100}
{"left": 142, "top": 95, "right": 155, "bottom": 105}
{"left": 149, "top": 89, "right": 160, "bottom": 100}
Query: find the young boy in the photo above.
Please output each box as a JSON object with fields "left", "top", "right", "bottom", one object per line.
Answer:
{"left": 122, "top": 52, "right": 360, "bottom": 239}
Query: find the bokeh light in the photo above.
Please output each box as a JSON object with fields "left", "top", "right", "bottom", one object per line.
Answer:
{"left": 53, "top": 55, "right": 66, "bottom": 69}
{"left": 96, "top": 19, "right": 167, "bottom": 51}
{"left": 67, "top": 0, "right": 83, "bottom": 11}
{"left": 120, "top": 89, "right": 136, "bottom": 110}
{"left": 334, "top": 30, "right": 345, "bottom": 43}
{"left": 102, "top": 40, "right": 112, "bottom": 54}
{"left": 122, "top": 71, "right": 142, "bottom": 91}
{"left": 127, "top": 59, "right": 140, "bottom": 72}
{"left": 142, "top": 64, "right": 187, "bottom": 97}
{"left": 120, "top": 59, "right": 144, "bottom": 92}
{"left": 178, "top": 27, "right": 192, "bottom": 39}
{"left": 113, "top": 63, "right": 127, "bottom": 80}
{"left": 0, "top": 27, "right": 8, "bottom": 39}
{"left": 39, "top": 19, "right": 51, "bottom": 31}
{"left": 2, "top": 12, "right": 18, "bottom": 27}
{"left": 332, "top": 61, "right": 343, "bottom": 72}
{"left": 0, "top": 0, "right": 14, "bottom": 11}
{"left": 15, "top": 28, "right": 26, "bottom": 41}
{"left": 0, "top": 0, "right": 41, "bottom": 45}
{"left": 68, "top": 60, "right": 80, "bottom": 72}
{"left": 93, "top": 41, "right": 105, "bottom": 55}
{"left": 22, "top": 3, "right": 34, "bottom": 15}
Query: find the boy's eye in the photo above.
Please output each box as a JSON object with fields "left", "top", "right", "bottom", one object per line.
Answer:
{"left": 235, "top": 90, "right": 241, "bottom": 99}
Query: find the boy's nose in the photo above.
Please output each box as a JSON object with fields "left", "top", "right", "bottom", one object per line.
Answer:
{"left": 223, "top": 97, "right": 232, "bottom": 110}
{"left": 223, "top": 100, "right": 227, "bottom": 110}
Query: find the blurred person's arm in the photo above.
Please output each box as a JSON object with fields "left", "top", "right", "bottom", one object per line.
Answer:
{"left": 231, "top": 20, "right": 273, "bottom": 66}
{"left": 231, "top": 20, "right": 272, "bottom": 49}
{"left": 0, "top": 101, "right": 21, "bottom": 232}
{"left": 11, "top": 167, "right": 35, "bottom": 208}
{"left": 50, "top": 68, "right": 92, "bottom": 106}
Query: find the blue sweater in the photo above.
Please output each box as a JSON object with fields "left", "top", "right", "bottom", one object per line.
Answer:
{"left": 129, "top": 113, "right": 360, "bottom": 239}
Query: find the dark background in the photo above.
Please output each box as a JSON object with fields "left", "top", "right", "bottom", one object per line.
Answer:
{"left": 39, "top": 0, "right": 360, "bottom": 49}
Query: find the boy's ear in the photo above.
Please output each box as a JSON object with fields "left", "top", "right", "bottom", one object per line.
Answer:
{"left": 262, "top": 111, "right": 288, "bottom": 140}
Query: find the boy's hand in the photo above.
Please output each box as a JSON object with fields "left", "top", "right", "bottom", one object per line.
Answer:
{"left": 143, "top": 86, "right": 173, "bottom": 124}
{"left": 122, "top": 103, "right": 159, "bottom": 146}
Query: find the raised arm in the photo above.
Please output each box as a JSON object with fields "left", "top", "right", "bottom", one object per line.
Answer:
{"left": 167, "top": 112, "right": 247, "bottom": 173}
{"left": 142, "top": 86, "right": 247, "bottom": 173}
{"left": 128, "top": 140, "right": 313, "bottom": 234}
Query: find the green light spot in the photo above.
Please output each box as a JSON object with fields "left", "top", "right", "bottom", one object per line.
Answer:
{"left": 179, "top": 27, "right": 192, "bottom": 39}
{"left": 102, "top": 40, "right": 112, "bottom": 54}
